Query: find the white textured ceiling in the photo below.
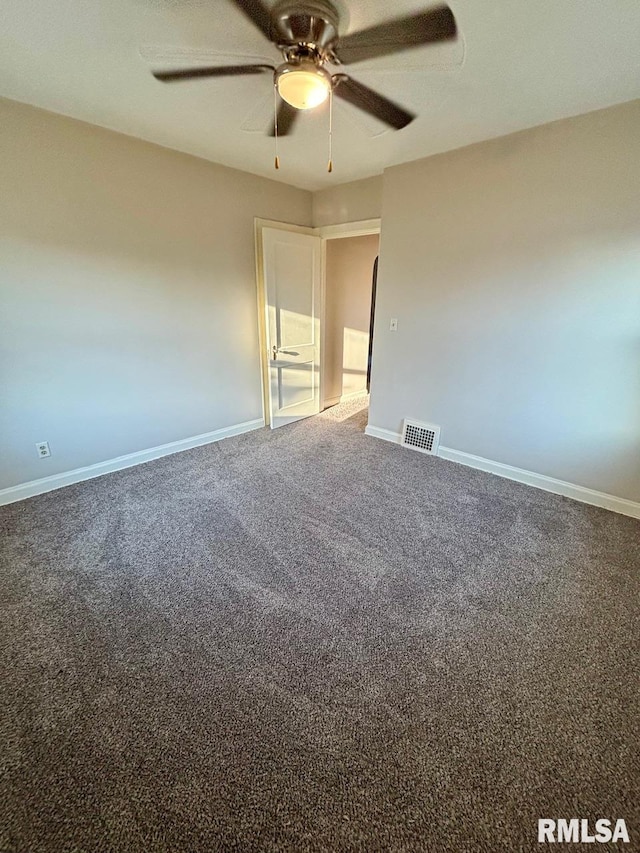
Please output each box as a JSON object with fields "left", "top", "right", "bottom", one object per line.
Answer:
{"left": 1, "top": 0, "right": 640, "bottom": 191}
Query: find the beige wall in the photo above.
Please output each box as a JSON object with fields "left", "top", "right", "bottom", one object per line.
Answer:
{"left": 369, "top": 99, "right": 640, "bottom": 502}
{"left": 312, "top": 176, "right": 382, "bottom": 227}
{"left": 0, "top": 98, "right": 312, "bottom": 490}
{"left": 4, "top": 93, "right": 639, "bottom": 505}
{"left": 324, "top": 235, "right": 379, "bottom": 404}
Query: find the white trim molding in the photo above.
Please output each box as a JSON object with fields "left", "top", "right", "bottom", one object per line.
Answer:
{"left": 364, "top": 424, "right": 402, "bottom": 445}
{"left": 325, "top": 389, "right": 369, "bottom": 409}
{"left": 323, "top": 395, "right": 341, "bottom": 409}
{"left": 0, "top": 418, "right": 265, "bottom": 506}
{"left": 316, "top": 218, "right": 381, "bottom": 240}
{"left": 364, "top": 425, "right": 640, "bottom": 520}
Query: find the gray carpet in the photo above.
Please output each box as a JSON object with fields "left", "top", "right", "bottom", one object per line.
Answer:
{"left": 1, "top": 398, "right": 639, "bottom": 853}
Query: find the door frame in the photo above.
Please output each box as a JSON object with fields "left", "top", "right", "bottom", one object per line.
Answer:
{"left": 255, "top": 217, "right": 381, "bottom": 426}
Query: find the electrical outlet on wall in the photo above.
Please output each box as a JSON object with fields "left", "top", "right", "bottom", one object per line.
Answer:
{"left": 36, "top": 441, "right": 51, "bottom": 458}
{"left": 390, "top": 318, "right": 398, "bottom": 331}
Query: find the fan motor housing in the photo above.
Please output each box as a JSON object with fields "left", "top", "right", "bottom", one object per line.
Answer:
{"left": 271, "top": 0, "right": 339, "bottom": 50}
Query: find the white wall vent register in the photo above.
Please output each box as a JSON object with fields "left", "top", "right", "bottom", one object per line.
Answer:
{"left": 401, "top": 419, "right": 441, "bottom": 455}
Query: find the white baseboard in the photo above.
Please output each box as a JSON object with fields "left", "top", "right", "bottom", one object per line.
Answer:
{"left": 323, "top": 395, "right": 341, "bottom": 408}
{"left": 342, "top": 389, "right": 369, "bottom": 401}
{"left": 0, "top": 418, "right": 265, "bottom": 506}
{"left": 364, "top": 424, "right": 402, "bottom": 444}
{"left": 324, "top": 389, "right": 369, "bottom": 409}
{"left": 364, "top": 425, "right": 640, "bottom": 520}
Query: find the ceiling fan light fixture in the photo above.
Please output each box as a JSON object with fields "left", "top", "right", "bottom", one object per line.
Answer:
{"left": 276, "top": 62, "right": 331, "bottom": 110}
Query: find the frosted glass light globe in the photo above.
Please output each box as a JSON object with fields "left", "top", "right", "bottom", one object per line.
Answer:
{"left": 276, "top": 64, "right": 331, "bottom": 110}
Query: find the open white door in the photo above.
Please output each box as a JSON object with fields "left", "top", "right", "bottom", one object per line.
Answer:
{"left": 262, "top": 227, "right": 322, "bottom": 429}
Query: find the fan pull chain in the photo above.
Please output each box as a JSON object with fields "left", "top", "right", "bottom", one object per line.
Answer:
{"left": 327, "top": 87, "right": 333, "bottom": 173}
{"left": 274, "top": 85, "right": 280, "bottom": 170}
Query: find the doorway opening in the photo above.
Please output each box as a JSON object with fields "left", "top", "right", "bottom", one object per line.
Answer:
{"left": 322, "top": 232, "right": 380, "bottom": 410}
{"left": 255, "top": 218, "right": 380, "bottom": 429}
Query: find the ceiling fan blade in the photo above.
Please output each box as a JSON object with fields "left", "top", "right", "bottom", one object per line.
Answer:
{"left": 231, "top": 0, "right": 273, "bottom": 42}
{"left": 333, "top": 77, "right": 415, "bottom": 130}
{"left": 268, "top": 100, "right": 300, "bottom": 137}
{"left": 153, "top": 64, "right": 274, "bottom": 82}
{"left": 140, "top": 46, "right": 276, "bottom": 66}
{"left": 336, "top": 6, "right": 457, "bottom": 65}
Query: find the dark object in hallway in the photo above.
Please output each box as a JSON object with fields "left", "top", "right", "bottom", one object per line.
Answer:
{"left": 1, "top": 399, "right": 639, "bottom": 852}
{"left": 367, "top": 254, "right": 378, "bottom": 393}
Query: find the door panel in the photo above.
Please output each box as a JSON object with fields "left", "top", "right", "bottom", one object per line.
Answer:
{"left": 279, "top": 364, "right": 315, "bottom": 410}
{"left": 262, "top": 228, "right": 322, "bottom": 429}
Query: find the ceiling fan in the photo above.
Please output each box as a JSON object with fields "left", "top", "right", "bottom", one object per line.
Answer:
{"left": 151, "top": 0, "right": 458, "bottom": 138}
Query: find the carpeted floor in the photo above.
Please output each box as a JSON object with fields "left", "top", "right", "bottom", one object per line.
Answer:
{"left": 1, "top": 398, "right": 639, "bottom": 852}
